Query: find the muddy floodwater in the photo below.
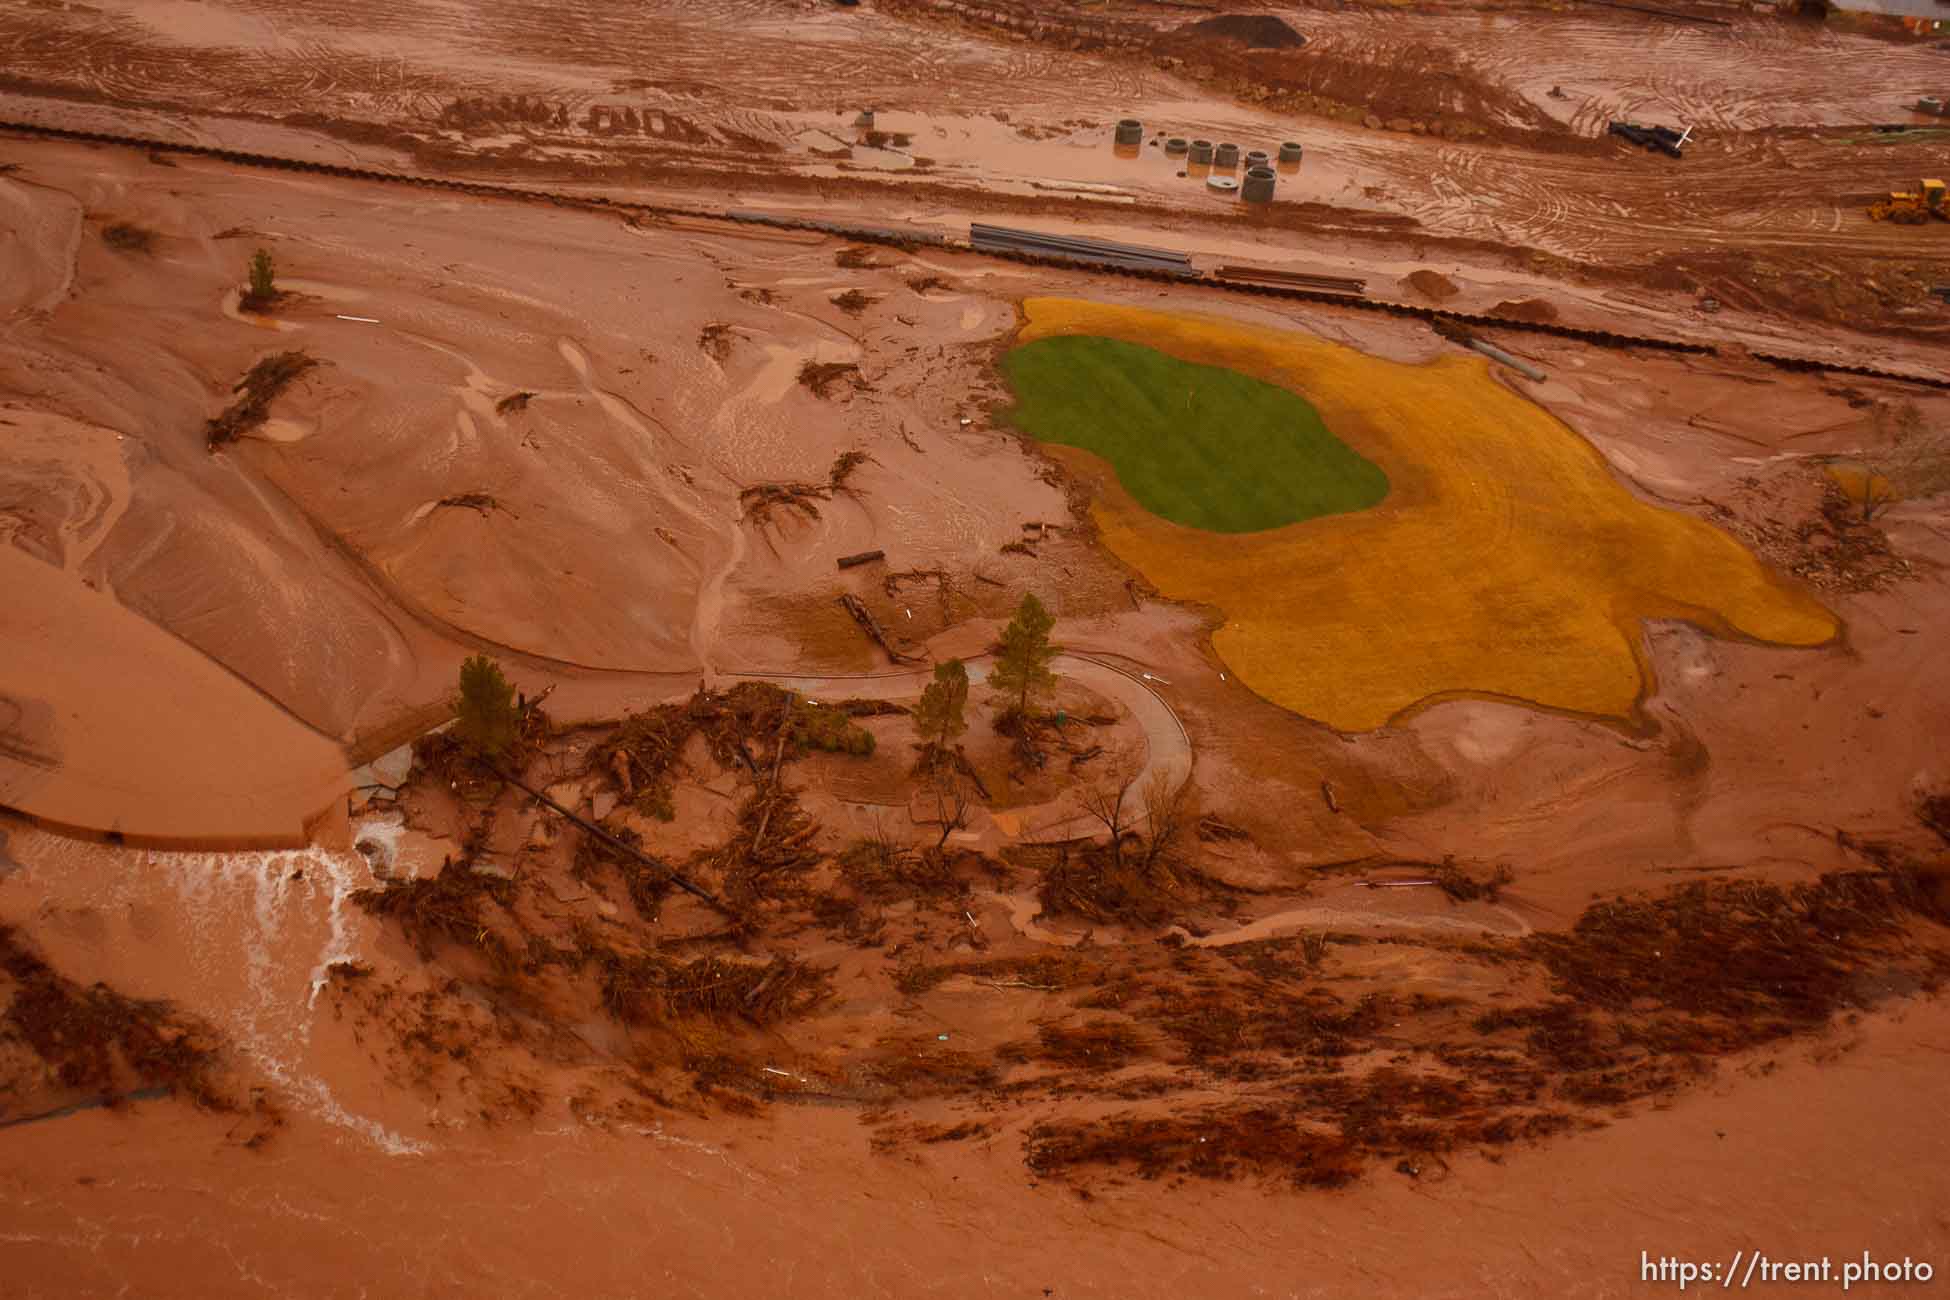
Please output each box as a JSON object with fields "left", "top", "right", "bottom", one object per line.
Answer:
{"left": 3, "top": 0, "right": 1950, "bottom": 1293}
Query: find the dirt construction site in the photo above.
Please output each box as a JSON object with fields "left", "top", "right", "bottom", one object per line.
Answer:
{"left": 3, "top": 0, "right": 1950, "bottom": 1295}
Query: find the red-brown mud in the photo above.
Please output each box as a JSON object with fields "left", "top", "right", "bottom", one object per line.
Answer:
{"left": 4, "top": 3, "right": 1950, "bottom": 1290}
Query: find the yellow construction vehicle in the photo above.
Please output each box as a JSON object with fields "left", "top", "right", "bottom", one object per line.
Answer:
{"left": 1868, "top": 178, "right": 1947, "bottom": 224}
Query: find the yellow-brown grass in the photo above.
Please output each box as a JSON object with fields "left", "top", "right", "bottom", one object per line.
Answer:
{"left": 1016, "top": 299, "right": 1837, "bottom": 729}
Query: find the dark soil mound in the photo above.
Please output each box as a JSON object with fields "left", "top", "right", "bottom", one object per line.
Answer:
{"left": 1403, "top": 269, "right": 1460, "bottom": 302}
{"left": 1490, "top": 297, "right": 1559, "bottom": 324}
{"left": 1181, "top": 13, "right": 1306, "bottom": 49}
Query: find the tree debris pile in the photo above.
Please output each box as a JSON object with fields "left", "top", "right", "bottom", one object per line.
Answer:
{"left": 1027, "top": 755, "right": 1211, "bottom": 927}
{"left": 0, "top": 925, "right": 243, "bottom": 1116}
{"left": 861, "top": 1032, "right": 1001, "bottom": 1097}
{"left": 573, "top": 684, "right": 884, "bottom": 920}
{"left": 702, "top": 785, "right": 824, "bottom": 910}
{"left": 575, "top": 826, "right": 673, "bottom": 921}
{"left": 1027, "top": 1105, "right": 1366, "bottom": 1190}
{"left": 836, "top": 835, "right": 970, "bottom": 903}
{"left": 1005, "top": 1018, "right": 1153, "bottom": 1073}
{"left": 797, "top": 360, "right": 869, "bottom": 399}
{"left": 1086, "top": 966, "right": 1392, "bottom": 1073}
{"left": 599, "top": 953, "right": 831, "bottom": 1028}
{"left": 740, "top": 449, "right": 873, "bottom": 526}
{"left": 698, "top": 323, "right": 737, "bottom": 362}
{"left": 410, "top": 729, "right": 511, "bottom": 801}
{"left": 894, "top": 950, "right": 1106, "bottom": 998}
{"left": 334, "top": 648, "right": 1950, "bottom": 1191}
{"left": 1705, "top": 473, "right": 1912, "bottom": 594}
{"left": 1031, "top": 839, "right": 1210, "bottom": 927}
{"left": 204, "top": 351, "right": 318, "bottom": 449}
{"left": 987, "top": 856, "right": 1950, "bottom": 1192}
{"left": 868, "top": 1119, "right": 995, "bottom": 1153}
{"left": 1434, "top": 860, "right": 1514, "bottom": 903}
{"left": 590, "top": 683, "right": 877, "bottom": 812}
{"left": 1531, "top": 872, "right": 1931, "bottom": 1033}
{"left": 435, "top": 491, "right": 501, "bottom": 516}
{"left": 102, "top": 221, "right": 156, "bottom": 253}
{"left": 351, "top": 854, "right": 518, "bottom": 968}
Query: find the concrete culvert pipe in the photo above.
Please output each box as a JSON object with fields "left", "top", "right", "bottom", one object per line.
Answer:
{"left": 1278, "top": 141, "right": 1304, "bottom": 163}
{"left": 1165, "top": 137, "right": 1189, "bottom": 155}
{"left": 1189, "top": 139, "right": 1214, "bottom": 163}
{"left": 1214, "top": 142, "right": 1240, "bottom": 168}
{"left": 1245, "top": 150, "right": 1270, "bottom": 169}
{"left": 1242, "top": 166, "right": 1277, "bottom": 203}
{"left": 1115, "top": 118, "right": 1144, "bottom": 145}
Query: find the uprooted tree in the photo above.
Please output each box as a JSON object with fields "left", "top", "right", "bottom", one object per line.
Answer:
{"left": 453, "top": 653, "right": 520, "bottom": 759}
{"left": 740, "top": 450, "right": 873, "bottom": 530}
{"left": 203, "top": 350, "right": 318, "bottom": 450}
{"left": 989, "top": 592, "right": 1058, "bottom": 724}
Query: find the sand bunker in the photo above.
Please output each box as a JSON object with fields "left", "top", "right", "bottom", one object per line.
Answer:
{"left": 1015, "top": 299, "right": 1838, "bottom": 730}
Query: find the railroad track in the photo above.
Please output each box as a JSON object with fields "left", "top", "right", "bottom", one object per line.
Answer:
{"left": 3, "top": 118, "right": 1945, "bottom": 391}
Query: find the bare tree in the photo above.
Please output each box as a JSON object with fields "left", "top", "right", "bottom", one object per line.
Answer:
{"left": 928, "top": 750, "right": 977, "bottom": 850}
{"left": 1137, "top": 763, "right": 1196, "bottom": 875}
{"left": 1078, "top": 742, "right": 1144, "bottom": 870}
{"left": 1859, "top": 402, "right": 1950, "bottom": 523}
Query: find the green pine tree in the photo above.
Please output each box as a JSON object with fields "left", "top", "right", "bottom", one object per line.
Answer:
{"left": 913, "top": 658, "right": 970, "bottom": 758}
{"left": 246, "top": 248, "right": 277, "bottom": 304}
{"left": 989, "top": 593, "right": 1057, "bottom": 720}
{"left": 453, "top": 654, "right": 519, "bottom": 758}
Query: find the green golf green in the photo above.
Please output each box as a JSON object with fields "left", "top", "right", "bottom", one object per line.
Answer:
{"left": 999, "top": 335, "right": 1388, "bottom": 533}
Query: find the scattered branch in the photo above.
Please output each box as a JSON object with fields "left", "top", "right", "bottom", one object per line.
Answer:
{"left": 798, "top": 361, "right": 869, "bottom": 398}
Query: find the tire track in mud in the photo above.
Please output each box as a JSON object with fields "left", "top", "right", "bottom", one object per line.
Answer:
{"left": 1411, "top": 130, "right": 1931, "bottom": 268}
{"left": 2, "top": 117, "right": 1944, "bottom": 393}
{"left": 1292, "top": 7, "right": 1944, "bottom": 134}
